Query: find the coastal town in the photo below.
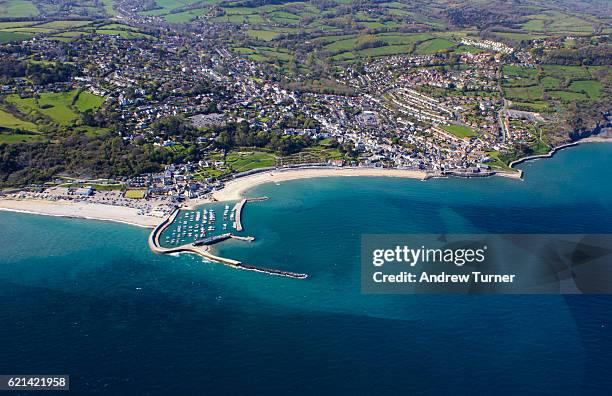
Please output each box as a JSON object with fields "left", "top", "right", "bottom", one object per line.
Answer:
{"left": 0, "top": 0, "right": 610, "bottom": 223}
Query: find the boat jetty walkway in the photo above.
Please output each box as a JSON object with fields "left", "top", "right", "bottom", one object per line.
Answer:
{"left": 148, "top": 206, "right": 307, "bottom": 279}
{"left": 232, "top": 197, "right": 268, "bottom": 232}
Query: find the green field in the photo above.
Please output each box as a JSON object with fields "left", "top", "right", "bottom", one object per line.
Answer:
{"left": 568, "top": 80, "right": 602, "bottom": 99}
{"left": 225, "top": 151, "right": 276, "bottom": 172}
{"left": 454, "top": 45, "right": 484, "bottom": 54}
{"left": 245, "top": 29, "right": 280, "bottom": 41}
{"left": 164, "top": 10, "right": 205, "bottom": 23}
{"left": 510, "top": 101, "right": 549, "bottom": 112}
{"left": 0, "top": 108, "right": 39, "bottom": 132}
{"left": 519, "top": 11, "right": 595, "bottom": 35}
{"left": 504, "top": 86, "right": 543, "bottom": 101}
{"left": 0, "top": 0, "right": 39, "bottom": 18}
{"left": 5, "top": 90, "right": 105, "bottom": 127}
{"left": 548, "top": 90, "right": 588, "bottom": 102}
{"left": 492, "top": 31, "right": 546, "bottom": 41}
{"left": 0, "top": 31, "right": 33, "bottom": 43}
{"left": 541, "top": 65, "right": 591, "bottom": 80}
{"left": 441, "top": 124, "right": 477, "bottom": 138}
{"left": 414, "top": 38, "right": 454, "bottom": 54}
{"left": 74, "top": 91, "right": 106, "bottom": 113}
{"left": 36, "top": 20, "right": 93, "bottom": 29}
{"left": 541, "top": 76, "right": 561, "bottom": 89}
{"left": 0, "top": 21, "right": 36, "bottom": 29}
{"left": 0, "top": 132, "right": 45, "bottom": 144}
{"left": 6, "top": 92, "right": 78, "bottom": 125}
{"left": 503, "top": 65, "right": 538, "bottom": 78}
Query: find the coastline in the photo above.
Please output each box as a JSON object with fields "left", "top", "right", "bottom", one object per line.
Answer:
{"left": 0, "top": 199, "right": 162, "bottom": 228}
{"left": 212, "top": 167, "right": 429, "bottom": 202}
{"left": 2, "top": 137, "right": 609, "bottom": 227}
{"left": 508, "top": 136, "right": 611, "bottom": 175}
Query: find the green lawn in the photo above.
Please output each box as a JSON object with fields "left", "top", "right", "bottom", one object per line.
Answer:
{"left": 541, "top": 76, "right": 561, "bottom": 89}
{"left": 548, "top": 90, "right": 588, "bottom": 102}
{"left": 0, "top": 132, "right": 45, "bottom": 144}
{"left": 5, "top": 90, "right": 103, "bottom": 126}
{"left": 414, "top": 38, "right": 454, "bottom": 54}
{"left": 503, "top": 65, "right": 538, "bottom": 78}
{"left": 441, "top": 124, "right": 477, "bottom": 138}
{"left": 0, "top": 31, "right": 33, "bottom": 43}
{"left": 36, "top": 20, "right": 93, "bottom": 29}
{"left": 6, "top": 91, "right": 79, "bottom": 125}
{"left": 245, "top": 29, "right": 280, "bottom": 41}
{"left": 503, "top": 86, "right": 543, "bottom": 101}
{"left": 510, "top": 101, "right": 549, "bottom": 112}
{"left": 225, "top": 151, "right": 276, "bottom": 172}
{"left": 0, "top": 0, "right": 39, "bottom": 18}
{"left": 0, "top": 108, "right": 39, "bottom": 131}
{"left": 568, "top": 80, "right": 602, "bottom": 99}
{"left": 74, "top": 91, "right": 106, "bottom": 112}
{"left": 541, "top": 65, "right": 591, "bottom": 80}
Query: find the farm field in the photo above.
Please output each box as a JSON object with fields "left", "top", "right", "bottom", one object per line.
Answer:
{"left": 568, "top": 80, "right": 602, "bottom": 99}
{"left": 504, "top": 86, "right": 543, "bottom": 102}
{"left": 548, "top": 90, "right": 588, "bottom": 102}
{"left": 2, "top": 90, "right": 105, "bottom": 130}
{"left": 0, "top": 30, "right": 32, "bottom": 43}
{"left": 414, "top": 38, "right": 454, "bottom": 54}
{"left": 245, "top": 29, "right": 282, "bottom": 41}
{"left": 0, "top": 0, "right": 39, "bottom": 18}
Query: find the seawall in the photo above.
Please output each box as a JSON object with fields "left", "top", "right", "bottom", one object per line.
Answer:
{"left": 508, "top": 142, "right": 580, "bottom": 173}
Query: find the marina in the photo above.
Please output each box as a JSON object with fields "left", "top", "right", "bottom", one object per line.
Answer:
{"left": 150, "top": 201, "right": 307, "bottom": 279}
{"left": 161, "top": 202, "right": 241, "bottom": 248}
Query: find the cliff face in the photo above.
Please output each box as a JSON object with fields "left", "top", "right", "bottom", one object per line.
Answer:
{"left": 569, "top": 115, "right": 612, "bottom": 141}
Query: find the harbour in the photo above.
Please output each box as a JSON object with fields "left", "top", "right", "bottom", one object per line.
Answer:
{"left": 149, "top": 201, "right": 307, "bottom": 279}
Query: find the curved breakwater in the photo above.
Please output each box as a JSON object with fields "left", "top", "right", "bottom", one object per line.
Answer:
{"left": 509, "top": 142, "right": 580, "bottom": 175}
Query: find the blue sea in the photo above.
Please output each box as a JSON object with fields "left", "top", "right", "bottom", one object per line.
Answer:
{"left": 1, "top": 142, "right": 612, "bottom": 395}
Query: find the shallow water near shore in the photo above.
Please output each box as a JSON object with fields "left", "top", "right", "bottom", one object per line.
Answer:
{"left": 1, "top": 142, "right": 612, "bottom": 394}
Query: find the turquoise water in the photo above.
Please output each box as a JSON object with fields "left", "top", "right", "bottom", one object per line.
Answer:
{"left": 1, "top": 143, "right": 612, "bottom": 394}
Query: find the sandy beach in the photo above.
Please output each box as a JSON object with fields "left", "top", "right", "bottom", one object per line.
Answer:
{"left": 580, "top": 136, "right": 612, "bottom": 143}
{"left": 212, "top": 167, "right": 429, "bottom": 202}
{"left": 0, "top": 199, "right": 163, "bottom": 228}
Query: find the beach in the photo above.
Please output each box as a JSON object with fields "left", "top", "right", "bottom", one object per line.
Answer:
{"left": 212, "top": 167, "right": 429, "bottom": 202}
{"left": 0, "top": 168, "right": 426, "bottom": 226}
{"left": 0, "top": 199, "right": 163, "bottom": 228}
{"left": 3, "top": 138, "right": 609, "bottom": 225}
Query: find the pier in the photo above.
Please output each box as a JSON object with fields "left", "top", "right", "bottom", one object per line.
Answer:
{"left": 232, "top": 199, "right": 246, "bottom": 231}
{"left": 148, "top": 208, "right": 308, "bottom": 279}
